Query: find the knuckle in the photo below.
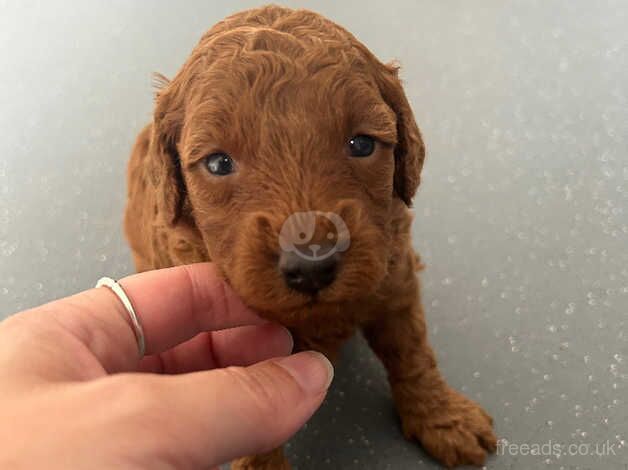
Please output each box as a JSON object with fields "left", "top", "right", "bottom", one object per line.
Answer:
{"left": 106, "top": 374, "right": 167, "bottom": 420}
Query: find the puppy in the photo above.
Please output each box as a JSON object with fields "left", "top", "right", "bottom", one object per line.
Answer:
{"left": 124, "top": 5, "right": 496, "bottom": 469}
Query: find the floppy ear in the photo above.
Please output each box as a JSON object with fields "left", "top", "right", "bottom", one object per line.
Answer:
{"left": 376, "top": 63, "right": 426, "bottom": 206}
{"left": 147, "top": 77, "right": 187, "bottom": 226}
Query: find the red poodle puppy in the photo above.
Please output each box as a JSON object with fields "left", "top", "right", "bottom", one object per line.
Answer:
{"left": 124, "top": 5, "right": 497, "bottom": 469}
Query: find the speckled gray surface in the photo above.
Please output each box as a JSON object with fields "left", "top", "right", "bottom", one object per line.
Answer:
{"left": 1, "top": 1, "right": 626, "bottom": 469}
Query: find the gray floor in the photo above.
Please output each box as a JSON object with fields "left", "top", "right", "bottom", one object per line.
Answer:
{"left": 1, "top": 1, "right": 627, "bottom": 469}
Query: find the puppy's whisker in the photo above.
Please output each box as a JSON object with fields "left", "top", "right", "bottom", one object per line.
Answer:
{"left": 151, "top": 72, "right": 170, "bottom": 93}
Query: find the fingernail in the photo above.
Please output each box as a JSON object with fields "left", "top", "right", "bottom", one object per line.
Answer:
{"left": 276, "top": 351, "right": 334, "bottom": 394}
{"left": 279, "top": 326, "right": 294, "bottom": 353}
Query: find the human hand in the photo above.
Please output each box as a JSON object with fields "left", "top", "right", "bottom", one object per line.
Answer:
{"left": 0, "top": 263, "right": 333, "bottom": 469}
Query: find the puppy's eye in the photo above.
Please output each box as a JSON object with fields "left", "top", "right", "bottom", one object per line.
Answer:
{"left": 205, "top": 153, "right": 234, "bottom": 176}
{"left": 348, "top": 135, "right": 375, "bottom": 157}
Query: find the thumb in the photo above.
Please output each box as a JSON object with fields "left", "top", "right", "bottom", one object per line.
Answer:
{"left": 140, "top": 351, "right": 334, "bottom": 468}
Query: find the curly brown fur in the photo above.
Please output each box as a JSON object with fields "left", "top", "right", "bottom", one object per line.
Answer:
{"left": 124, "top": 5, "right": 496, "bottom": 468}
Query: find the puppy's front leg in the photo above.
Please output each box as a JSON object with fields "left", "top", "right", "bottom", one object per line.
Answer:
{"left": 231, "top": 447, "right": 289, "bottom": 470}
{"left": 363, "top": 295, "right": 497, "bottom": 468}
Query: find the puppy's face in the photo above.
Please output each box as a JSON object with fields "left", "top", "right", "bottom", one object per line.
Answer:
{"left": 149, "top": 13, "right": 424, "bottom": 325}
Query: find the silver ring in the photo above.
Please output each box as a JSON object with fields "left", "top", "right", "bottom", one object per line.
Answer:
{"left": 95, "top": 277, "right": 146, "bottom": 358}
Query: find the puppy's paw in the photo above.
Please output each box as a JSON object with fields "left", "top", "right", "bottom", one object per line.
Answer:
{"left": 401, "top": 388, "right": 497, "bottom": 468}
{"left": 231, "top": 453, "right": 291, "bottom": 470}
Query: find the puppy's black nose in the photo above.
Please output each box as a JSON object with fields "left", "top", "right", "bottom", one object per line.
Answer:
{"left": 279, "top": 250, "right": 339, "bottom": 294}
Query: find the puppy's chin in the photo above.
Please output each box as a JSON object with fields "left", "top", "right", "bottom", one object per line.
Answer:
{"left": 225, "top": 256, "right": 388, "bottom": 327}
{"left": 235, "top": 287, "right": 375, "bottom": 328}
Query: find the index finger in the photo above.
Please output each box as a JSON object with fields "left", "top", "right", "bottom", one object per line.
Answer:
{"left": 47, "top": 263, "right": 264, "bottom": 372}
{"left": 119, "top": 263, "right": 264, "bottom": 351}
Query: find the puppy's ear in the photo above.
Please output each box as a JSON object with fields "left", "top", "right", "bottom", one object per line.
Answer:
{"left": 377, "top": 63, "right": 426, "bottom": 206}
{"left": 147, "top": 77, "right": 187, "bottom": 226}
